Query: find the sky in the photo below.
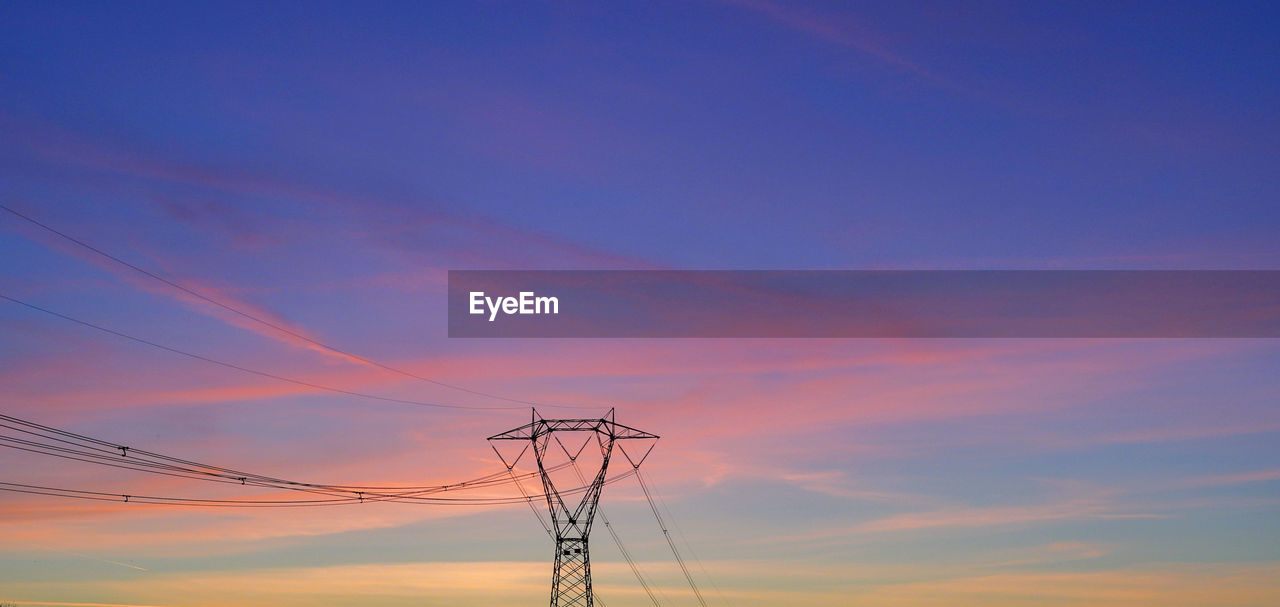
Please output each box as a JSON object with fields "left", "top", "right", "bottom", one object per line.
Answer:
{"left": 0, "top": 1, "right": 1278, "bottom": 606}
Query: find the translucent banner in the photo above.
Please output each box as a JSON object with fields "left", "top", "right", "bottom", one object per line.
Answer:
{"left": 447, "top": 270, "right": 1280, "bottom": 338}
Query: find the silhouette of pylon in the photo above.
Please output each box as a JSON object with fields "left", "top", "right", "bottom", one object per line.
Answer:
{"left": 490, "top": 408, "right": 658, "bottom": 607}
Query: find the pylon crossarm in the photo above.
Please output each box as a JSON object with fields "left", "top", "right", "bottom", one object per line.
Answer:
{"left": 488, "top": 419, "right": 659, "bottom": 442}
{"left": 607, "top": 422, "right": 659, "bottom": 440}
{"left": 487, "top": 421, "right": 540, "bottom": 441}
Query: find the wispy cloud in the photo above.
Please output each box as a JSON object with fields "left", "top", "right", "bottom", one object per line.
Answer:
{"left": 720, "top": 0, "right": 946, "bottom": 85}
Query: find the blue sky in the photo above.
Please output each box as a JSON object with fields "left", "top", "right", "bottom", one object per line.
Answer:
{"left": 1, "top": 2, "right": 1278, "bottom": 606}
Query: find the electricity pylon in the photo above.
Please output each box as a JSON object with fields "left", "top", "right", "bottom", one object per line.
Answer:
{"left": 490, "top": 409, "right": 658, "bottom": 607}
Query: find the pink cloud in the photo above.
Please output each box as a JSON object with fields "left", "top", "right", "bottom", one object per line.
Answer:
{"left": 721, "top": 0, "right": 947, "bottom": 86}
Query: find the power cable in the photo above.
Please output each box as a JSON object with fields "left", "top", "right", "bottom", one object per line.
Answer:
{"left": 636, "top": 470, "right": 709, "bottom": 607}
{"left": 0, "top": 294, "right": 523, "bottom": 411}
{"left": 0, "top": 412, "right": 574, "bottom": 500}
{"left": 571, "top": 460, "right": 664, "bottom": 607}
{"left": 507, "top": 466, "right": 553, "bottom": 537}
{"left": 1, "top": 203, "right": 588, "bottom": 410}
{"left": 656, "top": 482, "right": 728, "bottom": 606}
{"left": 0, "top": 472, "right": 638, "bottom": 509}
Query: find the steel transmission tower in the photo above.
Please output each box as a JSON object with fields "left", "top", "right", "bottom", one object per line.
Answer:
{"left": 490, "top": 409, "right": 658, "bottom": 607}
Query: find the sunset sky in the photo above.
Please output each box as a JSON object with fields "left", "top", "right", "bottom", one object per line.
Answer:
{"left": 1, "top": 2, "right": 1278, "bottom": 606}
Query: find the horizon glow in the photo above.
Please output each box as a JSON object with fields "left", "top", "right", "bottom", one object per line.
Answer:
{"left": 1, "top": 2, "right": 1278, "bottom": 606}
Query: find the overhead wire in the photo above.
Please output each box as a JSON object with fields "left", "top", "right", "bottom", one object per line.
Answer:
{"left": 0, "top": 412, "right": 583, "bottom": 502}
{"left": 0, "top": 414, "right": 641, "bottom": 507}
{"left": 0, "top": 436, "right": 566, "bottom": 502}
{"left": 636, "top": 469, "right": 709, "bottom": 607}
{"left": 1, "top": 203, "right": 588, "bottom": 410}
{"left": 0, "top": 472, "right": 638, "bottom": 508}
{"left": 0, "top": 482, "right": 360, "bottom": 507}
{"left": 0, "top": 204, "right": 706, "bottom": 598}
{"left": 0, "top": 294, "right": 524, "bottom": 411}
{"left": 507, "top": 466, "right": 554, "bottom": 537}
{"left": 571, "top": 460, "right": 664, "bottom": 607}
{"left": 0, "top": 202, "right": 696, "bottom": 591}
{"left": 656, "top": 482, "right": 728, "bottom": 607}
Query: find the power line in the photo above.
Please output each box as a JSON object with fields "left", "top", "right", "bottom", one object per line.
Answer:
{"left": 656, "top": 483, "right": 728, "bottom": 607}
{"left": 572, "top": 461, "right": 664, "bottom": 607}
{"left": 507, "top": 466, "right": 554, "bottom": 537}
{"left": 3, "top": 413, "right": 644, "bottom": 507}
{"left": 636, "top": 470, "right": 709, "bottom": 607}
{"left": 0, "top": 480, "right": 551, "bottom": 507}
{"left": 0, "top": 410, "right": 637, "bottom": 513}
{"left": 0, "top": 480, "right": 368, "bottom": 507}
{"left": 0, "top": 412, "right": 589, "bottom": 502}
{"left": 0, "top": 482, "right": 358, "bottom": 507}
{"left": 0, "top": 472, "right": 638, "bottom": 508}
{"left": 0, "top": 435, "right": 564, "bottom": 501}
{"left": 0, "top": 293, "right": 523, "bottom": 411}
{"left": 1, "top": 203, "right": 588, "bottom": 410}
{"left": 0, "top": 418, "right": 639, "bottom": 507}
{"left": 2, "top": 413, "right": 442, "bottom": 492}
{"left": 600, "top": 513, "right": 664, "bottom": 607}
